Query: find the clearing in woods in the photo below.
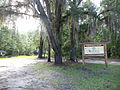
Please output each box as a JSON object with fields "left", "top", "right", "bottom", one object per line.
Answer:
{"left": 0, "top": 57, "right": 120, "bottom": 90}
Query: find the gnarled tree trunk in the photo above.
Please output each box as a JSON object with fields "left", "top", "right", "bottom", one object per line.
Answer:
{"left": 54, "top": 0, "right": 64, "bottom": 64}
{"left": 35, "top": 0, "right": 63, "bottom": 65}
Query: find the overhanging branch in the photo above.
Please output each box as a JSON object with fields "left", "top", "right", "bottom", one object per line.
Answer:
{"left": 0, "top": 10, "right": 39, "bottom": 17}
{"left": 0, "top": 3, "right": 29, "bottom": 9}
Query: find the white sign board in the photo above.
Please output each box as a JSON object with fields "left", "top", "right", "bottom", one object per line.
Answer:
{"left": 84, "top": 46, "right": 104, "bottom": 54}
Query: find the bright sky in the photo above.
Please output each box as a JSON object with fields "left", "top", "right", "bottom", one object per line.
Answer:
{"left": 15, "top": 0, "right": 101, "bottom": 33}
{"left": 92, "top": 0, "right": 102, "bottom": 7}
{"left": 15, "top": 16, "right": 40, "bottom": 33}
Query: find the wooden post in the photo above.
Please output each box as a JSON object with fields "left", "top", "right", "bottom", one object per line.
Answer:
{"left": 82, "top": 44, "right": 85, "bottom": 64}
{"left": 80, "top": 42, "right": 109, "bottom": 67}
{"left": 104, "top": 44, "right": 108, "bottom": 68}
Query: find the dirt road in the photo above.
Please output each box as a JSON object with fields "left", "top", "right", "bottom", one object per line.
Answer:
{"left": 0, "top": 58, "right": 120, "bottom": 90}
{"left": 0, "top": 58, "right": 42, "bottom": 72}
{"left": 0, "top": 58, "right": 54, "bottom": 90}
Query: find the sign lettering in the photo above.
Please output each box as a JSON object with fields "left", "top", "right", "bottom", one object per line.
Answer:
{"left": 84, "top": 46, "right": 104, "bottom": 54}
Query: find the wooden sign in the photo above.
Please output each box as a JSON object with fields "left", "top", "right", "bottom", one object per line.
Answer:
{"left": 80, "top": 42, "right": 108, "bottom": 67}
{"left": 84, "top": 46, "right": 104, "bottom": 55}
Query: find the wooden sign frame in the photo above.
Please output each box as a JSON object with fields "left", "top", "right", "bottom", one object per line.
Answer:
{"left": 80, "top": 42, "right": 108, "bottom": 67}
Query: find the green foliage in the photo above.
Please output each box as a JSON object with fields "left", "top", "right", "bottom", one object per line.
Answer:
{"left": 0, "top": 0, "right": 120, "bottom": 59}
{"left": 108, "top": 31, "right": 120, "bottom": 58}
{"left": 76, "top": 0, "right": 120, "bottom": 59}
{"left": 62, "top": 27, "right": 71, "bottom": 60}
{"left": 82, "top": 0, "right": 96, "bottom": 12}
{"left": 0, "top": 26, "right": 40, "bottom": 56}
{"left": 0, "top": 26, "right": 18, "bottom": 55}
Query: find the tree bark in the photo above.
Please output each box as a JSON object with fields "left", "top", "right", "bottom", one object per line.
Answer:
{"left": 48, "top": 38, "right": 51, "bottom": 62}
{"left": 38, "top": 36, "right": 43, "bottom": 58}
{"left": 70, "top": 19, "right": 76, "bottom": 62}
{"left": 54, "top": 0, "right": 63, "bottom": 64}
{"left": 54, "top": 52, "right": 62, "bottom": 64}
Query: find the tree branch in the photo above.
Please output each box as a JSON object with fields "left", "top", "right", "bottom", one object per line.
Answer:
{"left": 0, "top": 9, "right": 39, "bottom": 17}
{"left": 44, "top": 0, "right": 52, "bottom": 20}
{"left": 77, "top": 0, "right": 83, "bottom": 6}
{"left": 97, "top": 9, "right": 112, "bottom": 17}
{"left": 0, "top": 3, "right": 29, "bottom": 9}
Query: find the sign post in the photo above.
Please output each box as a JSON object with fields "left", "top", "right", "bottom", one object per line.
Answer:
{"left": 81, "top": 42, "right": 108, "bottom": 67}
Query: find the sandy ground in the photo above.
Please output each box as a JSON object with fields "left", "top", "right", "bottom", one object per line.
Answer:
{"left": 0, "top": 58, "right": 42, "bottom": 72}
{"left": 0, "top": 58, "right": 54, "bottom": 90}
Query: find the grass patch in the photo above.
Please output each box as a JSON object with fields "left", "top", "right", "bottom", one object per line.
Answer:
{"left": 33, "top": 62, "right": 120, "bottom": 90}
{"left": 86, "top": 57, "right": 120, "bottom": 62}
{"left": 0, "top": 55, "right": 37, "bottom": 60}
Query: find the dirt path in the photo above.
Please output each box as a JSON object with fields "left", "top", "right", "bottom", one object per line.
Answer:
{"left": 0, "top": 58, "right": 55, "bottom": 90}
{"left": 0, "top": 66, "right": 57, "bottom": 90}
{"left": 0, "top": 58, "right": 43, "bottom": 72}
{"left": 0, "top": 58, "right": 120, "bottom": 90}
{"left": 0, "top": 58, "right": 72, "bottom": 90}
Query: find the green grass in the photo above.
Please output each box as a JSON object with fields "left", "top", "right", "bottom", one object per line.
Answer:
{"left": 33, "top": 62, "right": 120, "bottom": 90}
{"left": 87, "top": 57, "right": 120, "bottom": 62}
{"left": 0, "top": 55, "right": 37, "bottom": 60}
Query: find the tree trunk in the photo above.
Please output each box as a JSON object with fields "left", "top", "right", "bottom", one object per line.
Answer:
{"left": 48, "top": 38, "right": 51, "bottom": 62}
{"left": 70, "top": 19, "right": 76, "bottom": 62}
{"left": 54, "top": 0, "right": 63, "bottom": 64}
{"left": 35, "top": 0, "right": 62, "bottom": 65}
{"left": 38, "top": 36, "right": 43, "bottom": 58}
{"left": 55, "top": 52, "right": 62, "bottom": 65}
{"left": 43, "top": 47, "right": 46, "bottom": 58}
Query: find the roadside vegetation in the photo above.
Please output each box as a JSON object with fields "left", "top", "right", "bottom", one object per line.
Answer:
{"left": 33, "top": 62, "right": 120, "bottom": 90}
